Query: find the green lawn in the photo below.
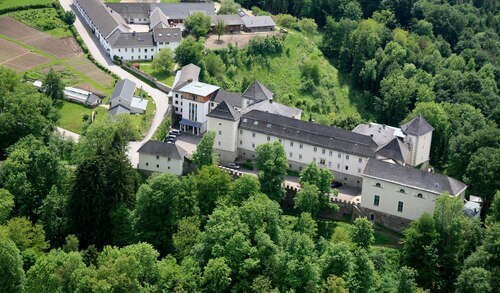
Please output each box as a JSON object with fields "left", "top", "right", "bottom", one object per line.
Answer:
{"left": 0, "top": 0, "right": 53, "bottom": 10}
{"left": 138, "top": 62, "right": 175, "bottom": 86}
{"left": 57, "top": 101, "right": 106, "bottom": 134}
{"left": 9, "top": 8, "right": 72, "bottom": 38}
{"left": 129, "top": 94, "right": 156, "bottom": 136}
{"left": 213, "top": 31, "right": 371, "bottom": 122}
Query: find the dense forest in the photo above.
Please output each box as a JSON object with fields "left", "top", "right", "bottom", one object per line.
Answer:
{"left": 0, "top": 0, "right": 499, "bottom": 292}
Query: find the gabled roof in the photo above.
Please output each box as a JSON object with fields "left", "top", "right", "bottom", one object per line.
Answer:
{"left": 76, "top": 0, "right": 129, "bottom": 38}
{"left": 151, "top": 2, "right": 215, "bottom": 20}
{"left": 375, "top": 137, "right": 409, "bottom": 163}
{"left": 153, "top": 28, "right": 182, "bottom": 43}
{"left": 401, "top": 115, "right": 434, "bottom": 136}
{"left": 172, "top": 64, "right": 200, "bottom": 90}
{"left": 111, "top": 79, "right": 136, "bottom": 103}
{"left": 210, "top": 14, "right": 244, "bottom": 26}
{"left": 207, "top": 100, "right": 240, "bottom": 121}
{"left": 106, "top": 3, "right": 150, "bottom": 19}
{"left": 240, "top": 110, "right": 379, "bottom": 157}
{"left": 244, "top": 99, "right": 302, "bottom": 119}
{"left": 138, "top": 140, "right": 187, "bottom": 160}
{"left": 109, "top": 104, "right": 131, "bottom": 116}
{"left": 107, "top": 30, "right": 154, "bottom": 47}
{"left": 242, "top": 80, "right": 274, "bottom": 101}
{"left": 211, "top": 89, "right": 243, "bottom": 108}
{"left": 150, "top": 7, "right": 170, "bottom": 30}
{"left": 241, "top": 15, "right": 275, "bottom": 28}
{"left": 363, "top": 159, "right": 467, "bottom": 195}
{"left": 352, "top": 123, "right": 405, "bottom": 147}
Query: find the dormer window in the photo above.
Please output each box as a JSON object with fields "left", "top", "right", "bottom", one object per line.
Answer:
{"left": 375, "top": 183, "right": 382, "bottom": 188}
{"left": 417, "top": 193, "right": 424, "bottom": 199}
{"left": 399, "top": 189, "right": 406, "bottom": 194}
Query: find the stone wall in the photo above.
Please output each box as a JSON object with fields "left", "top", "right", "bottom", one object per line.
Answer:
{"left": 120, "top": 62, "right": 172, "bottom": 94}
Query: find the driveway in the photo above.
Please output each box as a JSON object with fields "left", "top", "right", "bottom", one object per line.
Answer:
{"left": 59, "top": 0, "right": 170, "bottom": 167}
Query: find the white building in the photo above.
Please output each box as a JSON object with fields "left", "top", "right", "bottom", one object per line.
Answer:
{"left": 137, "top": 141, "right": 187, "bottom": 176}
{"left": 109, "top": 79, "right": 148, "bottom": 116}
{"left": 74, "top": 0, "right": 181, "bottom": 61}
{"left": 361, "top": 159, "right": 467, "bottom": 222}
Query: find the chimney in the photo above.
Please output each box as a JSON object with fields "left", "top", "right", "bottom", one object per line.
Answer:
{"left": 133, "top": 31, "right": 136, "bottom": 36}
{"left": 370, "top": 134, "right": 374, "bottom": 138}
{"left": 269, "top": 98, "right": 273, "bottom": 103}
{"left": 368, "top": 124, "right": 372, "bottom": 128}
{"left": 383, "top": 124, "right": 386, "bottom": 129}
{"left": 187, "top": 78, "right": 193, "bottom": 82}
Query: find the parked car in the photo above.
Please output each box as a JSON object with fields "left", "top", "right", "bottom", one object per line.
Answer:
{"left": 166, "top": 140, "right": 175, "bottom": 144}
{"left": 227, "top": 163, "right": 240, "bottom": 169}
{"left": 166, "top": 135, "right": 177, "bottom": 140}
{"left": 331, "top": 181, "right": 343, "bottom": 188}
{"left": 164, "top": 136, "right": 176, "bottom": 143}
{"left": 170, "top": 129, "right": 181, "bottom": 136}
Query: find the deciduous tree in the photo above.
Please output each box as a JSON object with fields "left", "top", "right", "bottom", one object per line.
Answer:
{"left": 0, "top": 239, "right": 25, "bottom": 293}
{"left": 152, "top": 48, "right": 174, "bottom": 74}
{"left": 255, "top": 142, "right": 288, "bottom": 202}
{"left": 192, "top": 131, "right": 216, "bottom": 169}
{"left": 185, "top": 12, "right": 212, "bottom": 38}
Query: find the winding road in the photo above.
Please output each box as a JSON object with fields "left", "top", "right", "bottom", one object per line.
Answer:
{"left": 58, "top": 0, "right": 171, "bottom": 167}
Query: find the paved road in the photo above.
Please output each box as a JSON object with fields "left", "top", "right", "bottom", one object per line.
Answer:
{"left": 59, "top": 0, "right": 170, "bottom": 167}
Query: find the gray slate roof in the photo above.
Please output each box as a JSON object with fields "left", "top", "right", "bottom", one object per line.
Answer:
{"left": 363, "top": 159, "right": 467, "bottom": 195}
{"left": 211, "top": 89, "right": 243, "bottom": 108}
{"left": 172, "top": 64, "right": 200, "bottom": 90}
{"left": 210, "top": 14, "right": 244, "bottom": 26}
{"left": 76, "top": 0, "right": 129, "bottom": 38}
{"left": 207, "top": 100, "right": 241, "bottom": 121}
{"left": 240, "top": 110, "right": 379, "bottom": 157}
{"left": 151, "top": 2, "right": 215, "bottom": 20}
{"left": 108, "top": 30, "right": 154, "bottom": 47}
{"left": 138, "top": 140, "right": 187, "bottom": 160}
{"left": 244, "top": 99, "right": 302, "bottom": 118}
{"left": 153, "top": 28, "right": 182, "bottom": 43}
{"left": 111, "top": 79, "right": 136, "bottom": 103}
{"left": 242, "top": 80, "right": 274, "bottom": 101}
{"left": 401, "top": 115, "right": 434, "bottom": 136}
{"left": 375, "top": 137, "right": 409, "bottom": 163}
{"left": 352, "top": 123, "right": 402, "bottom": 146}
{"left": 106, "top": 3, "right": 150, "bottom": 19}
{"left": 150, "top": 7, "right": 170, "bottom": 29}
{"left": 241, "top": 15, "right": 275, "bottom": 28}
{"left": 109, "top": 104, "right": 130, "bottom": 116}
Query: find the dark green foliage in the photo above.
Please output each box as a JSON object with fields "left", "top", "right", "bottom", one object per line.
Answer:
{"left": 255, "top": 142, "right": 288, "bottom": 202}
{"left": 174, "top": 36, "right": 205, "bottom": 67}
{"left": 350, "top": 217, "right": 375, "bottom": 249}
{"left": 192, "top": 131, "right": 216, "bottom": 169}
{"left": 42, "top": 68, "right": 65, "bottom": 101}
{"left": 248, "top": 35, "right": 285, "bottom": 56}
{"left": 0, "top": 239, "right": 25, "bottom": 293}
{"left": 184, "top": 12, "right": 211, "bottom": 38}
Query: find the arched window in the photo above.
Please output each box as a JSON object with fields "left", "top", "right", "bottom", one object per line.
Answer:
{"left": 375, "top": 183, "right": 381, "bottom": 188}
{"left": 417, "top": 193, "right": 424, "bottom": 198}
{"left": 399, "top": 189, "right": 406, "bottom": 194}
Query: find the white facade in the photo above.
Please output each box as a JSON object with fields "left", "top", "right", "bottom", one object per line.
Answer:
{"left": 208, "top": 116, "right": 239, "bottom": 162}
{"left": 236, "top": 129, "right": 369, "bottom": 187}
{"left": 138, "top": 152, "right": 184, "bottom": 176}
{"left": 360, "top": 176, "right": 465, "bottom": 221}
{"left": 407, "top": 131, "right": 433, "bottom": 166}
{"left": 110, "top": 46, "right": 157, "bottom": 61}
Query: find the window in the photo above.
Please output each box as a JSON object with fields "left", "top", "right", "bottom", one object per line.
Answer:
{"left": 345, "top": 166, "right": 349, "bottom": 170}
{"left": 279, "top": 139, "right": 282, "bottom": 143}
{"left": 156, "top": 156, "right": 159, "bottom": 160}
{"left": 175, "top": 107, "right": 178, "bottom": 111}
{"left": 219, "top": 123, "right": 222, "bottom": 126}
{"left": 346, "top": 155, "right": 349, "bottom": 160}
{"left": 240, "top": 130, "right": 243, "bottom": 134}
{"left": 370, "top": 214, "right": 375, "bottom": 221}
{"left": 320, "top": 158, "right": 326, "bottom": 164}
{"left": 328, "top": 162, "right": 332, "bottom": 167}
{"left": 168, "top": 158, "right": 171, "bottom": 162}
{"left": 322, "top": 149, "right": 326, "bottom": 154}
{"left": 218, "top": 141, "right": 221, "bottom": 146}
{"left": 290, "top": 142, "right": 294, "bottom": 147}
{"left": 252, "top": 132, "right": 255, "bottom": 138}
{"left": 138, "top": 48, "right": 141, "bottom": 52}
{"left": 267, "top": 123, "right": 272, "bottom": 128}
{"left": 358, "top": 168, "right": 361, "bottom": 173}
{"left": 175, "top": 101, "right": 178, "bottom": 104}
{"left": 146, "top": 162, "right": 149, "bottom": 166}
{"left": 417, "top": 193, "right": 424, "bottom": 199}
{"left": 132, "top": 49, "right": 134, "bottom": 53}
{"left": 375, "top": 183, "right": 382, "bottom": 188}
{"left": 329, "top": 151, "right": 333, "bottom": 156}
{"left": 252, "top": 143, "right": 255, "bottom": 148}
{"left": 337, "top": 163, "right": 340, "bottom": 169}
{"left": 374, "top": 195, "right": 380, "bottom": 206}
{"left": 168, "top": 166, "right": 170, "bottom": 170}
{"left": 125, "top": 48, "right": 128, "bottom": 52}
{"left": 156, "top": 164, "right": 159, "bottom": 168}
{"left": 218, "top": 130, "right": 222, "bottom": 135}
{"left": 289, "top": 152, "right": 293, "bottom": 158}
{"left": 338, "top": 153, "right": 341, "bottom": 158}
{"left": 131, "top": 56, "right": 134, "bottom": 59}
{"left": 359, "top": 158, "right": 362, "bottom": 163}
{"left": 313, "top": 158, "right": 317, "bottom": 162}
{"left": 118, "top": 48, "right": 121, "bottom": 52}
{"left": 267, "top": 136, "right": 270, "bottom": 141}
{"left": 299, "top": 154, "right": 302, "bottom": 160}
{"left": 145, "top": 49, "right": 147, "bottom": 52}
{"left": 240, "top": 140, "right": 242, "bottom": 145}
{"left": 314, "top": 147, "right": 317, "bottom": 152}
{"left": 175, "top": 94, "right": 179, "bottom": 98}
{"left": 300, "top": 144, "right": 303, "bottom": 149}
{"left": 397, "top": 201, "right": 404, "bottom": 212}
{"left": 399, "top": 189, "right": 406, "bottom": 194}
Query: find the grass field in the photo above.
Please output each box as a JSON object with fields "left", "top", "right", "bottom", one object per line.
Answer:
{"left": 58, "top": 101, "right": 107, "bottom": 133}
{"left": 0, "top": 0, "right": 53, "bottom": 10}
{"left": 138, "top": 62, "right": 175, "bottom": 86}
{"left": 9, "top": 8, "right": 72, "bottom": 38}
{"left": 214, "top": 31, "right": 371, "bottom": 122}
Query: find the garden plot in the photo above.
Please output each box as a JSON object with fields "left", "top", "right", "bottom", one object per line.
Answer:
{"left": 0, "top": 38, "right": 50, "bottom": 71}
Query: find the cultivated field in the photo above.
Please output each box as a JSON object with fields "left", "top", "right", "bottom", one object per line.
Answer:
{"left": 0, "top": 16, "right": 81, "bottom": 58}
{"left": 0, "top": 38, "right": 50, "bottom": 71}
{"left": 0, "top": 0, "right": 53, "bottom": 10}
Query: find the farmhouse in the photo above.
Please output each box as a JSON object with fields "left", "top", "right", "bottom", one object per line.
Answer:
{"left": 210, "top": 14, "right": 244, "bottom": 33}
{"left": 109, "top": 79, "right": 148, "bottom": 116}
{"left": 137, "top": 140, "right": 187, "bottom": 176}
{"left": 241, "top": 15, "right": 276, "bottom": 32}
